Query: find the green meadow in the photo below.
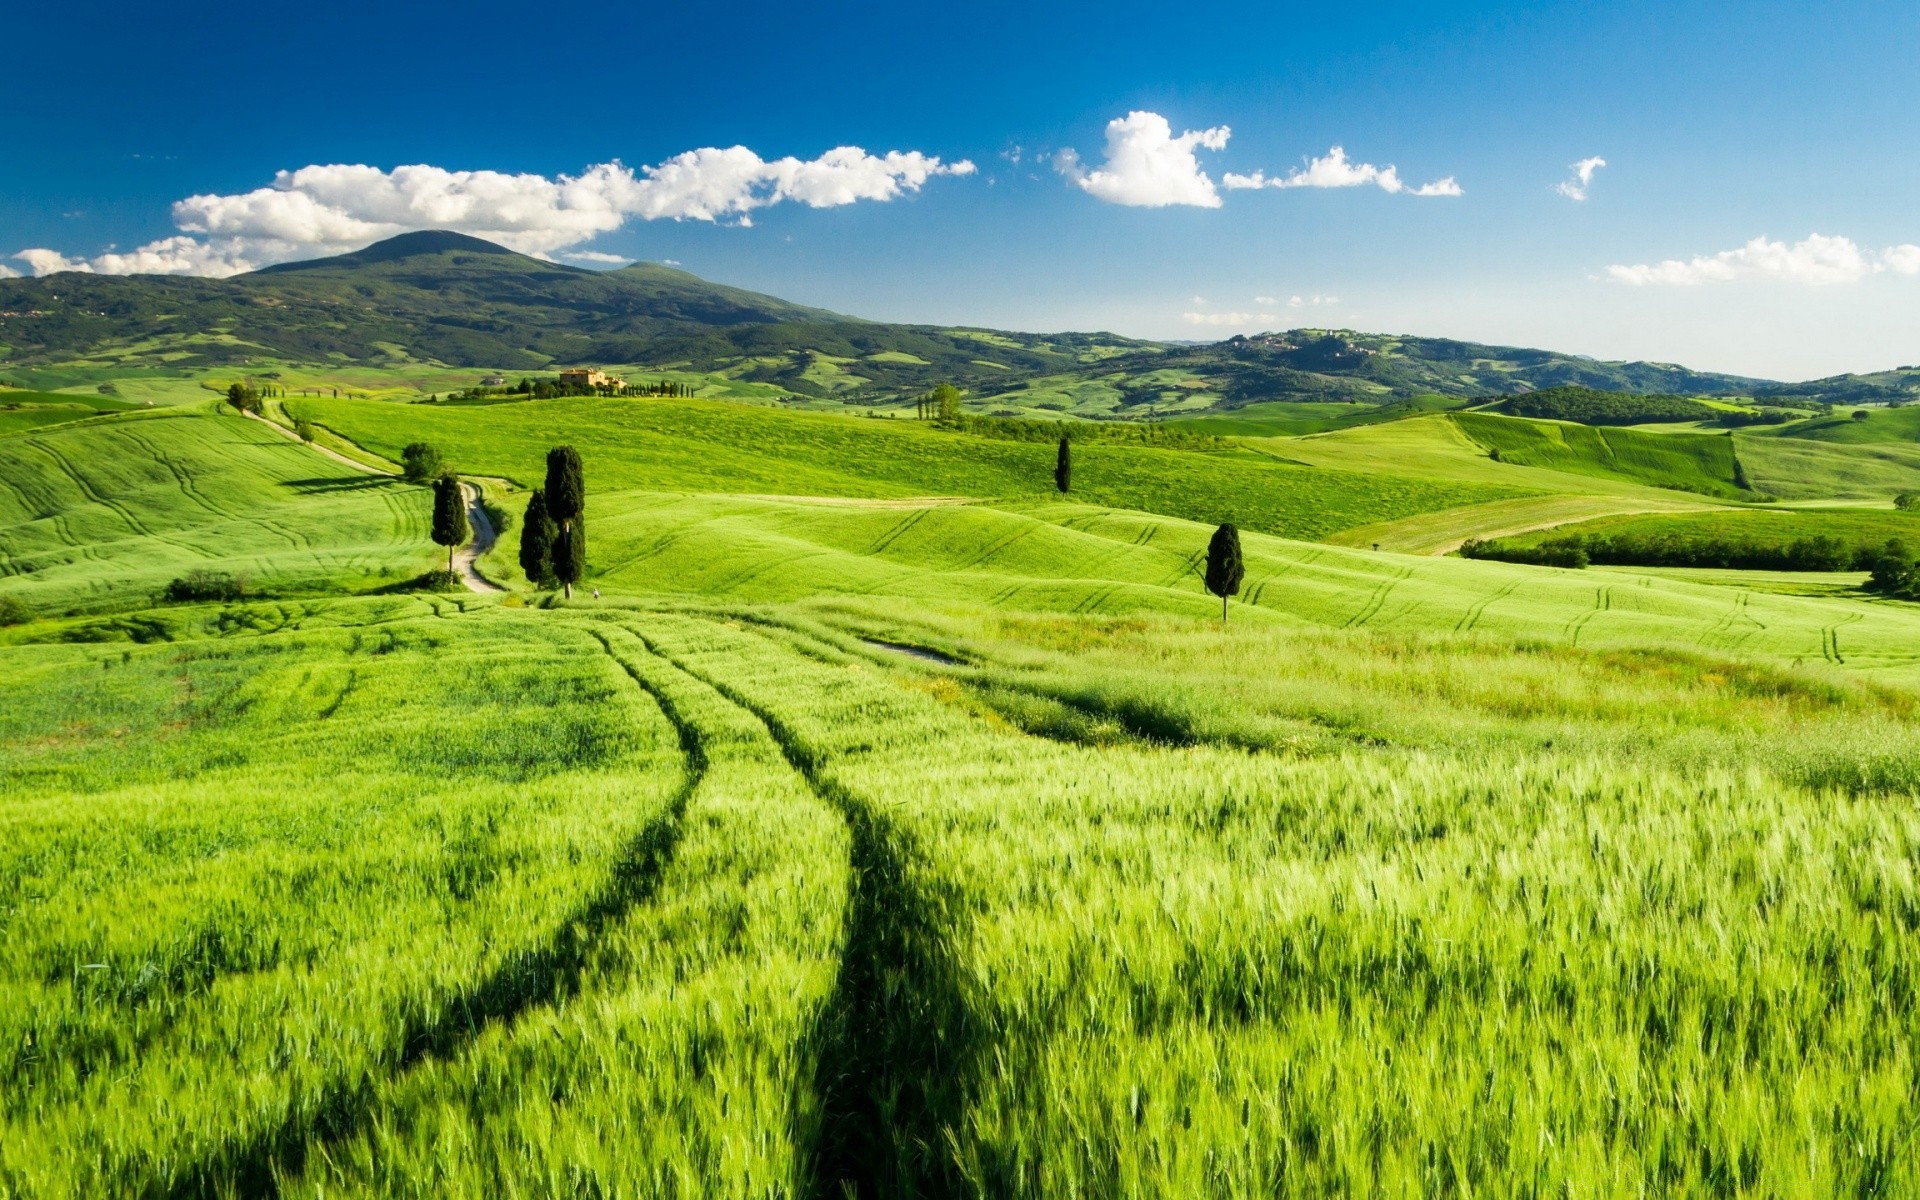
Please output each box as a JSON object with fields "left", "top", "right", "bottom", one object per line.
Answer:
{"left": 5, "top": 388, "right": 1920, "bottom": 1196}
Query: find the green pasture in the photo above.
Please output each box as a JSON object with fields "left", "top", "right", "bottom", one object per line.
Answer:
{"left": 1451, "top": 411, "right": 1752, "bottom": 499}
{"left": 6, "top": 599, "right": 1918, "bottom": 1194}
{"left": 289, "top": 393, "right": 1526, "bottom": 542}
{"left": 0, "top": 403, "right": 436, "bottom": 615}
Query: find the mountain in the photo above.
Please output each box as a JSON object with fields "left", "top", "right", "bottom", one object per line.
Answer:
{"left": 0, "top": 230, "right": 1874, "bottom": 410}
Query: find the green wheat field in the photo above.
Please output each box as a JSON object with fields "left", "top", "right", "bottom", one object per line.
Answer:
{"left": 5, "top": 383, "right": 1920, "bottom": 1198}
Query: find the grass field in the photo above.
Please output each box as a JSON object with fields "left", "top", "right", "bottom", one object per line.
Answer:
{"left": 288, "top": 393, "right": 1529, "bottom": 542}
{"left": 0, "top": 403, "right": 436, "bottom": 615}
{"left": 1487, "top": 506, "right": 1920, "bottom": 561}
{"left": 1451, "top": 412, "right": 1753, "bottom": 499}
{"left": 7, "top": 389, "right": 1920, "bottom": 1194}
{"left": 6, "top": 598, "right": 1920, "bottom": 1195}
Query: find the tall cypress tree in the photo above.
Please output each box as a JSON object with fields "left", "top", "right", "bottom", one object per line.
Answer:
{"left": 431, "top": 475, "right": 470, "bottom": 576}
{"left": 1055, "top": 436, "right": 1071, "bottom": 493}
{"left": 518, "top": 487, "right": 557, "bottom": 587}
{"left": 1204, "top": 523, "right": 1245, "bottom": 623}
{"left": 544, "top": 446, "right": 586, "bottom": 597}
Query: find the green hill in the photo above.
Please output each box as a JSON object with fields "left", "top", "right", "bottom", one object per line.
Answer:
{"left": 0, "top": 405, "right": 434, "bottom": 615}
{"left": 0, "top": 231, "right": 1840, "bottom": 415}
{"left": 1452, "top": 412, "right": 1754, "bottom": 499}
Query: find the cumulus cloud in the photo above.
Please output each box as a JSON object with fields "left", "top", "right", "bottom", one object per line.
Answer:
{"left": 1056, "top": 111, "right": 1231, "bottom": 208}
{"left": 1288, "top": 294, "right": 1339, "bottom": 308}
{"left": 15, "top": 249, "right": 92, "bottom": 275}
{"left": 1223, "top": 146, "right": 1460, "bottom": 197}
{"left": 13, "top": 144, "right": 976, "bottom": 277}
{"left": 1884, "top": 244, "right": 1920, "bottom": 276}
{"left": 0, "top": 261, "right": 17, "bottom": 279}
{"left": 560, "top": 250, "right": 631, "bottom": 264}
{"left": 1606, "top": 233, "right": 1920, "bottom": 285}
{"left": 1556, "top": 156, "right": 1606, "bottom": 201}
{"left": 1253, "top": 295, "right": 1277, "bottom": 305}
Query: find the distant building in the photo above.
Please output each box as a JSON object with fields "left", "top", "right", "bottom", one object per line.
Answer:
{"left": 558, "top": 367, "right": 625, "bottom": 391}
{"left": 480, "top": 374, "right": 508, "bottom": 386}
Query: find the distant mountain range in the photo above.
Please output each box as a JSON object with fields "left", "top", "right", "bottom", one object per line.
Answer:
{"left": 3, "top": 230, "right": 1916, "bottom": 410}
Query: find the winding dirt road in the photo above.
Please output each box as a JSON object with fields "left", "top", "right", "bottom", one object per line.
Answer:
{"left": 247, "top": 410, "right": 502, "bottom": 594}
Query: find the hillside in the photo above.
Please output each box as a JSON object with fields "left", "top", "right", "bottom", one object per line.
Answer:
{"left": 0, "top": 229, "right": 1859, "bottom": 415}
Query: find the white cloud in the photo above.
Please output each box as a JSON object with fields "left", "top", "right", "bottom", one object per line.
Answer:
{"left": 1287, "top": 293, "right": 1339, "bottom": 308}
{"left": 1253, "top": 295, "right": 1277, "bottom": 305}
{"left": 1223, "top": 146, "right": 1460, "bottom": 197}
{"left": 0, "top": 261, "right": 17, "bottom": 279}
{"left": 1182, "top": 310, "right": 1278, "bottom": 326}
{"left": 1190, "top": 294, "right": 1207, "bottom": 304}
{"left": 1604, "top": 233, "right": 1920, "bottom": 286}
{"left": 1884, "top": 244, "right": 1920, "bottom": 276}
{"left": 15, "top": 249, "right": 93, "bottom": 275}
{"left": 560, "top": 250, "right": 630, "bottom": 264}
{"left": 1556, "top": 156, "right": 1606, "bottom": 201}
{"left": 12, "top": 144, "right": 976, "bottom": 277}
{"left": 1057, "top": 111, "right": 1231, "bottom": 208}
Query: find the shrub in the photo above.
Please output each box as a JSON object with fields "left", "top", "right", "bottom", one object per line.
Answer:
{"left": 162, "top": 570, "right": 250, "bottom": 603}
{"left": 0, "top": 595, "right": 36, "bottom": 626}
{"left": 401, "top": 442, "right": 444, "bottom": 484}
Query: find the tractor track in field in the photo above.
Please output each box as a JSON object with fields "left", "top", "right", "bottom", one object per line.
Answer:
{"left": 1344, "top": 567, "right": 1412, "bottom": 629}
{"left": 1456, "top": 581, "right": 1519, "bottom": 634}
{"left": 637, "top": 624, "right": 985, "bottom": 1200}
{"left": 1821, "top": 613, "right": 1863, "bottom": 664}
{"left": 866, "top": 508, "right": 932, "bottom": 556}
{"left": 155, "top": 624, "right": 702, "bottom": 1200}
{"left": 1566, "top": 586, "right": 1613, "bottom": 648}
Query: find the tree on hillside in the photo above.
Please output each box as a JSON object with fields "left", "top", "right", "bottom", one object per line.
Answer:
{"left": 930, "top": 383, "right": 962, "bottom": 424}
{"left": 1854, "top": 409, "right": 1872, "bottom": 421}
{"left": 1204, "top": 523, "right": 1245, "bottom": 623}
{"left": 225, "top": 383, "right": 261, "bottom": 414}
{"left": 1054, "top": 437, "right": 1072, "bottom": 494}
{"left": 431, "top": 475, "right": 470, "bottom": 575}
{"left": 544, "top": 445, "right": 586, "bottom": 598}
{"left": 519, "top": 487, "right": 558, "bottom": 587}
{"left": 401, "top": 442, "right": 444, "bottom": 484}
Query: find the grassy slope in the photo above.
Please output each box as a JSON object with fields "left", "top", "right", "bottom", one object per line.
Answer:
{"left": 1451, "top": 411, "right": 1750, "bottom": 499}
{"left": 1489, "top": 506, "right": 1920, "bottom": 554}
{"left": 1735, "top": 435, "right": 1920, "bottom": 500}
{"left": 289, "top": 394, "right": 1527, "bottom": 542}
{"left": 0, "top": 404, "right": 437, "bottom": 614}
{"left": 1761, "top": 406, "right": 1920, "bottom": 444}
{"left": 540, "top": 492, "right": 1920, "bottom": 682}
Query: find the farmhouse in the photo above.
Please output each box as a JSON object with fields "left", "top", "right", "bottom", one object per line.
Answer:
{"left": 559, "top": 367, "right": 625, "bottom": 390}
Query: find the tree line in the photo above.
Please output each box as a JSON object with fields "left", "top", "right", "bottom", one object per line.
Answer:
{"left": 1460, "top": 529, "right": 1902, "bottom": 573}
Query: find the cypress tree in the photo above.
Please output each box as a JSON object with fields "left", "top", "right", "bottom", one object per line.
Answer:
{"left": 554, "top": 518, "right": 587, "bottom": 595}
{"left": 1055, "top": 436, "right": 1071, "bottom": 493}
{"left": 544, "top": 446, "right": 586, "bottom": 597}
{"left": 1204, "top": 523, "right": 1245, "bottom": 623}
{"left": 431, "top": 475, "right": 470, "bottom": 576}
{"left": 518, "top": 487, "right": 558, "bottom": 587}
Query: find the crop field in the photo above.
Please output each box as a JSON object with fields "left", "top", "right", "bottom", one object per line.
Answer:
{"left": 0, "top": 404, "right": 436, "bottom": 615}
{"left": 7, "top": 387, "right": 1920, "bottom": 1196}
{"left": 5, "top": 598, "right": 1919, "bottom": 1196}
{"left": 1451, "top": 412, "right": 1752, "bottom": 499}
{"left": 289, "top": 393, "right": 1528, "bottom": 542}
{"left": 1486, "top": 506, "right": 1920, "bottom": 559}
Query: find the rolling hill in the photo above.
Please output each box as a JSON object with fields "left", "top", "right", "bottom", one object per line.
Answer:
{"left": 0, "top": 229, "right": 1862, "bottom": 413}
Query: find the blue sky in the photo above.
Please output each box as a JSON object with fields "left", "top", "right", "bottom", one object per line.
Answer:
{"left": 5, "top": 0, "right": 1917, "bottom": 379}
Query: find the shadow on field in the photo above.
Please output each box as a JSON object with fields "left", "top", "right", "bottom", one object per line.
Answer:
{"left": 279, "top": 476, "right": 398, "bottom": 494}
{"left": 633, "top": 629, "right": 988, "bottom": 1199}
{"left": 153, "top": 631, "right": 707, "bottom": 1200}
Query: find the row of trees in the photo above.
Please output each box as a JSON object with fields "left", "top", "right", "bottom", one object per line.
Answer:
{"left": 518, "top": 447, "right": 587, "bottom": 596}
{"left": 1461, "top": 529, "right": 1896, "bottom": 573}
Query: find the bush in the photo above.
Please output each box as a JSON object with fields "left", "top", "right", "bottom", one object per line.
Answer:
{"left": 401, "top": 442, "right": 444, "bottom": 484}
{"left": 1895, "top": 492, "right": 1918, "bottom": 512}
{"left": 161, "top": 570, "right": 250, "bottom": 603}
{"left": 294, "top": 419, "right": 316, "bottom": 443}
{"left": 0, "top": 595, "right": 36, "bottom": 626}
{"left": 1460, "top": 538, "right": 1588, "bottom": 569}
